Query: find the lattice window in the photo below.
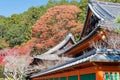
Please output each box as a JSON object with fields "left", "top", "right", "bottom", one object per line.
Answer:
{"left": 104, "top": 72, "right": 120, "bottom": 80}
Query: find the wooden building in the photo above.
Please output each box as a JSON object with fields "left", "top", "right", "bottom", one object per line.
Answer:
{"left": 29, "top": 0, "right": 120, "bottom": 80}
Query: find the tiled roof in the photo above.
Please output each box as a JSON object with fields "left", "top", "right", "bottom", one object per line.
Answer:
{"left": 89, "top": 0, "right": 120, "bottom": 28}
{"left": 30, "top": 49, "right": 96, "bottom": 78}
{"left": 98, "top": 1, "right": 120, "bottom": 18}
{"left": 34, "top": 33, "right": 76, "bottom": 60}
{"left": 91, "top": 49, "right": 120, "bottom": 62}
{"left": 30, "top": 49, "right": 120, "bottom": 78}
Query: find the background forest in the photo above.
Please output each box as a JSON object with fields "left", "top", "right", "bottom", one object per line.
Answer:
{"left": 0, "top": 0, "right": 119, "bottom": 52}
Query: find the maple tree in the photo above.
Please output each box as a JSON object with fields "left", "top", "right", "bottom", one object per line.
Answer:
{"left": 32, "top": 5, "right": 83, "bottom": 53}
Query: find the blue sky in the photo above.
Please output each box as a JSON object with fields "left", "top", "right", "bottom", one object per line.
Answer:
{"left": 0, "top": 0, "right": 80, "bottom": 17}
{"left": 0, "top": 0, "right": 49, "bottom": 17}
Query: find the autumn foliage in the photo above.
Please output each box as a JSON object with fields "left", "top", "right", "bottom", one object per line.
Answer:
{"left": 0, "top": 38, "right": 35, "bottom": 66}
{"left": 32, "top": 5, "right": 83, "bottom": 53}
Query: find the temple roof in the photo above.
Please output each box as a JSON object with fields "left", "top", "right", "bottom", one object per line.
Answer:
{"left": 30, "top": 49, "right": 120, "bottom": 78}
{"left": 34, "top": 33, "right": 76, "bottom": 60}
{"left": 59, "top": 0, "right": 120, "bottom": 56}
{"left": 89, "top": 0, "right": 120, "bottom": 29}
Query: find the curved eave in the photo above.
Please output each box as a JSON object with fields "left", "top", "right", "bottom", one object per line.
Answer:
{"left": 89, "top": 1, "right": 115, "bottom": 21}
{"left": 88, "top": 4, "right": 103, "bottom": 21}
{"left": 59, "top": 25, "right": 101, "bottom": 56}
{"left": 64, "top": 32, "right": 103, "bottom": 56}
{"left": 34, "top": 33, "right": 76, "bottom": 59}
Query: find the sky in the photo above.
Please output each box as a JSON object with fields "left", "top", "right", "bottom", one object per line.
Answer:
{"left": 0, "top": 0, "right": 80, "bottom": 17}
{"left": 0, "top": 0, "right": 49, "bottom": 17}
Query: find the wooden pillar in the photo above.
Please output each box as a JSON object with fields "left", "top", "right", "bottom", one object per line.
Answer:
{"left": 96, "top": 71, "right": 104, "bottom": 80}
{"left": 66, "top": 76, "right": 68, "bottom": 80}
{"left": 77, "top": 70, "right": 80, "bottom": 80}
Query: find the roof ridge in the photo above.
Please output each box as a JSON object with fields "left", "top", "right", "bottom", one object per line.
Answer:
{"left": 98, "top": 1, "right": 120, "bottom": 6}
